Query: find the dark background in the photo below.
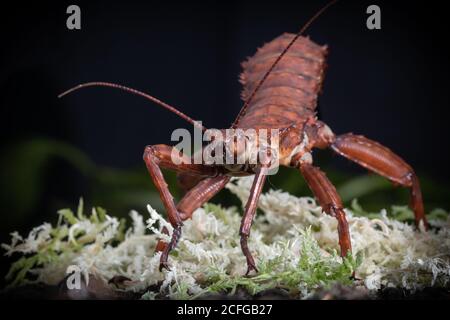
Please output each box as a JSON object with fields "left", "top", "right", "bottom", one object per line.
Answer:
{"left": 1, "top": 0, "right": 449, "bottom": 286}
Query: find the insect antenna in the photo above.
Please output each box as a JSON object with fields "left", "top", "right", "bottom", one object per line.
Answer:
{"left": 58, "top": 81, "right": 206, "bottom": 131}
{"left": 232, "top": 0, "right": 338, "bottom": 128}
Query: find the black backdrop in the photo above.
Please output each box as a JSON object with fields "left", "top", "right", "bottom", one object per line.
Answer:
{"left": 2, "top": 0, "right": 449, "bottom": 172}
{"left": 1, "top": 0, "right": 449, "bottom": 286}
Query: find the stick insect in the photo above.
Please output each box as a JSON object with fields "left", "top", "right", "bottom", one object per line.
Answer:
{"left": 59, "top": 0, "right": 427, "bottom": 275}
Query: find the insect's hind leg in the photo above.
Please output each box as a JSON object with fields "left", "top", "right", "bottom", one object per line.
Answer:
{"left": 143, "top": 144, "right": 219, "bottom": 270}
{"left": 155, "top": 175, "right": 231, "bottom": 252}
{"left": 330, "top": 133, "right": 427, "bottom": 229}
{"left": 176, "top": 172, "right": 206, "bottom": 194}
{"left": 298, "top": 163, "right": 352, "bottom": 257}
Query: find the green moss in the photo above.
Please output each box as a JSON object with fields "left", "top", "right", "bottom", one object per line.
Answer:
{"left": 201, "top": 228, "right": 361, "bottom": 298}
{"left": 3, "top": 178, "right": 450, "bottom": 299}
{"left": 3, "top": 199, "right": 121, "bottom": 287}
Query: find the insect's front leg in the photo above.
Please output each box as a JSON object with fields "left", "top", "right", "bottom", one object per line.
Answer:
{"left": 239, "top": 165, "right": 269, "bottom": 275}
{"left": 143, "top": 144, "right": 218, "bottom": 271}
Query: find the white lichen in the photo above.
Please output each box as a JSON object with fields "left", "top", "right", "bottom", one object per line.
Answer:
{"left": 3, "top": 177, "right": 450, "bottom": 298}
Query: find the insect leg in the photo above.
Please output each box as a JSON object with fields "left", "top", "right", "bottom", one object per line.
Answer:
{"left": 177, "top": 175, "right": 231, "bottom": 220}
{"left": 176, "top": 172, "right": 206, "bottom": 193}
{"left": 299, "top": 163, "right": 352, "bottom": 257}
{"left": 330, "top": 133, "right": 427, "bottom": 229}
{"left": 155, "top": 175, "right": 231, "bottom": 252}
{"left": 143, "top": 144, "right": 218, "bottom": 270}
{"left": 239, "top": 165, "right": 268, "bottom": 275}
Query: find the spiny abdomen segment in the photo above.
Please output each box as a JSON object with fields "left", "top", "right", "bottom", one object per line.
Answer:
{"left": 237, "top": 33, "right": 328, "bottom": 129}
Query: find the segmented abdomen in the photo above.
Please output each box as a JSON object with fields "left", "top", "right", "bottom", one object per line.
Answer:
{"left": 237, "top": 33, "right": 328, "bottom": 129}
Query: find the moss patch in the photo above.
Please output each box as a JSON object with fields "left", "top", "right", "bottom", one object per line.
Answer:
{"left": 3, "top": 177, "right": 450, "bottom": 299}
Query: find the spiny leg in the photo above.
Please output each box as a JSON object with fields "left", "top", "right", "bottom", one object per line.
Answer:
{"left": 331, "top": 133, "right": 427, "bottom": 229}
{"left": 155, "top": 175, "right": 231, "bottom": 252}
{"left": 143, "top": 144, "right": 218, "bottom": 270}
{"left": 299, "top": 163, "right": 352, "bottom": 257}
{"left": 239, "top": 166, "right": 268, "bottom": 275}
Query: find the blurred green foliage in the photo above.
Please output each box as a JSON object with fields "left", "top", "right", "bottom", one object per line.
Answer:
{"left": 1, "top": 137, "right": 449, "bottom": 228}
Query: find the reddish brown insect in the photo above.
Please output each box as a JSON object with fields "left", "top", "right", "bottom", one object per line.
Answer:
{"left": 59, "top": 0, "right": 427, "bottom": 275}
